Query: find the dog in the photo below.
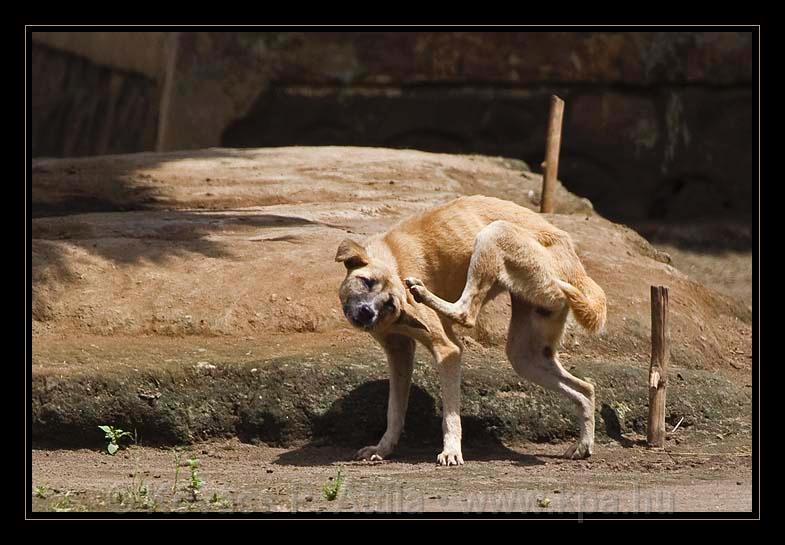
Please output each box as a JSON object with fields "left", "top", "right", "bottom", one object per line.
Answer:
{"left": 336, "top": 195, "right": 606, "bottom": 466}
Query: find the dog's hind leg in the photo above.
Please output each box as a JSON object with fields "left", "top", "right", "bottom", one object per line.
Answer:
{"left": 506, "top": 296, "right": 596, "bottom": 459}
{"left": 356, "top": 334, "right": 415, "bottom": 461}
{"left": 406, "top": 221, "right": 565, "bottom": 327}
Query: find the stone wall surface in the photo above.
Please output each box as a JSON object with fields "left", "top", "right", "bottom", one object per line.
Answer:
{"left": 31, "top": 43, "right": 160, "bottom": 158}
{"left": 31, "top": 31, "right": 753, "bottom": 223}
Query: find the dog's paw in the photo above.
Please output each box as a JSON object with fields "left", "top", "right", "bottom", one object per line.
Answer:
{"left": 404, "top": 277, "right": 424, "bottom": 288}
{"left": 409, "top": 286, "right": 427, "bottom": 303}
{"left": 404, "top": 277, "right": 426, "bottom": 303}
{"left": 436, "top": 450, "right": 464, "bottom": 466}
{"left": 356, "top": 445, "right": 389, "bottom": 462}
{"left": 563, "top": 439, "right": 593, "bottom": 460}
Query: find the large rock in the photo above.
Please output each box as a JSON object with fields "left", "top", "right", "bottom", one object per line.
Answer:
{"left": 32, "top": 147, "right": 750, "bottom": 372}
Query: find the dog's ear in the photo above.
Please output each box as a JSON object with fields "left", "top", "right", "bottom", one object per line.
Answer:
{"left": 335, "top": 239, "right": 369, "bottom": 270}
{"left": 396, "top": 301, "right": 430, "bottom": 332}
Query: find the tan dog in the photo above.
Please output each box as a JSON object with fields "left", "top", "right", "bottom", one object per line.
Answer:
{"left": 336, "top": 195, "right": 606, "bottom": 466}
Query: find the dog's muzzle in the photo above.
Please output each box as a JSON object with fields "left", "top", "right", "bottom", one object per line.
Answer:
{"left": 346, "top": 303, "right": 378, "bottom": 329}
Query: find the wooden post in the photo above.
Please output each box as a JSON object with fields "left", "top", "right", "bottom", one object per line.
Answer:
{"left": 156, "top": 31, "right": 181, "bottom": 152}
{"left": 647, "top": 285, "right": 670, "bottom": 447}
{"left": 540, "top": 95, "right": 565, "bottom": 214}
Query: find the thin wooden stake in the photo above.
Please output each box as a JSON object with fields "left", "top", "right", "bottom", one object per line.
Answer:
{"left": 647, "top": 285, "right": 670, "bottom": 448}
{"left": 156, "top": 31, "right": 181, "bottom": 152}
{"left": 540, "top": 95, "right": 565, "bottom": 214}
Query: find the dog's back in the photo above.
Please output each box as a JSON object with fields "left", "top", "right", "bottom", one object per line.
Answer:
{"left": 382, "top": 195, "right": 560, "bottom": 278}
{"left": 380, "top": 195, "right": 606, "bottom": 332}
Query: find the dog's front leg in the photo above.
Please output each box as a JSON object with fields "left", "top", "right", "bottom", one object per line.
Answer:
{"left": 356, "top": 334, "right": 415, "bottom": 462}
{"left": 433, "top": 341, "right": 464, "bottom": 466}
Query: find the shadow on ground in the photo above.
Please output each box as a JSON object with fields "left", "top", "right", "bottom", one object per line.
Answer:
{"left": 272, "top": 444, "right": 548, "bottom": 468}
{"left": 32, "top": 148, "right": 260, "bottom": 218}
{"left": 31, "top": 148, "right": 350, "bottom": 276}
{"left": 272, "top": 380, "right": 547, "bottom": 467}
{"left": 627, "top": 220, "right": 752, "bottom": 252}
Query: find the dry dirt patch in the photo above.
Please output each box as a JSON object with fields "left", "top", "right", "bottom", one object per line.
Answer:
{"left": 33, "top": 147, "right": 750, "bottom": 371}
{"left": 31, "top": 439, "right": 752, "bottom": 513}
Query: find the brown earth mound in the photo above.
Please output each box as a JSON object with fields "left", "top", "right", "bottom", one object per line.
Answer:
{"left": 32, "top": 147, "right": 750, "bottom": 372}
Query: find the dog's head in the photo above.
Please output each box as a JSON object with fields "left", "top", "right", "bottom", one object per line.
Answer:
{"left": 335, "top": 239, "right": 428, "bottom": 334}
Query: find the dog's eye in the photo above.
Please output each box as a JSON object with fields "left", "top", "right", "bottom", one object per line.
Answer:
{"left": 535, "top": 306, "right": 553, "bottom": 317}
{"left": 360, "top": 277, "right": 376, "bottom": 290}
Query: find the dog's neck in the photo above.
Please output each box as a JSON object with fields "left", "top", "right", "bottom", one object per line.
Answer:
{"left": 364, "top": 234, "right": 401, "bottom": 277}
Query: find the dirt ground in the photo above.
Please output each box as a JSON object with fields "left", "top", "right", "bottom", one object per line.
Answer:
{"left": 31, "top": 434, "right": 752, "bottom": 514}
{"left": 656, "top": 245, "right": 752, "bottom": 311}
{"left": 30, "top": 147, "right": 754, "bottom": 515}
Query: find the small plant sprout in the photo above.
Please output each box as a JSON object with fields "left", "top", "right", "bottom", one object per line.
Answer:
{"left": 51, "top": 497, "right": 74, "bottom": 512}
{"left": 133, "top": 478, "right": 156, "bottom": 510}
{"left": 209, "top": 492, "right": 231, "bottom": 509}
{"left": 322, "top": 468, "right": 345, "bottom": 501}
{"left": 186, "top": 458, "right": 204, "bottom": 502}
{"left": 98, "top": 425, "right": 134, "bottom": 455}
{"left": 33, "top": 486, "right": 48, "bottom": 499}
{"left": 172, "top": 449, "right": 182, "bottom": 495}
{"left": 51, "top": 491, "right": 84, "bottom": 512}
{"left": 113, "top": 473, "right": 157, "bottom": 511}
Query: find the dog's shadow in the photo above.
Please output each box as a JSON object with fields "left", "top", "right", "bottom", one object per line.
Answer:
{"left": 272, "top": 380, "right": 545, "bottom": 468}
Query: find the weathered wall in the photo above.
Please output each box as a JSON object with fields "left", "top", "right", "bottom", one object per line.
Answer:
{"left": 213, "top": 32, "right": 754, "bottom": 224}
{"left": 31, "top": 32, "right": 167, "bottom": 79}
{"left": 30, "top": 31, "right": 753, "bottom": 224}
{"left": 31, "top": 42, "right": 160, "bottom": 158}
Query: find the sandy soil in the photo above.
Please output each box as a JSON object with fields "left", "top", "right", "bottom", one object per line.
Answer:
{"left": 31, "top": 435, "right": 752, "bottom": 514}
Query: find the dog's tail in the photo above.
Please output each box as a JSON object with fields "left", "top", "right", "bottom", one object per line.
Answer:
{"left": 556, "top": 277, "right": 607, "bottom": 334}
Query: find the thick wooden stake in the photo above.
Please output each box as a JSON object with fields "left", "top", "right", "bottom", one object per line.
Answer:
{"left": 540, "top": 95, "right": 565, "bottom": 214}
{"left": 647, "top": 285, "right": 670, "bottom": 447}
